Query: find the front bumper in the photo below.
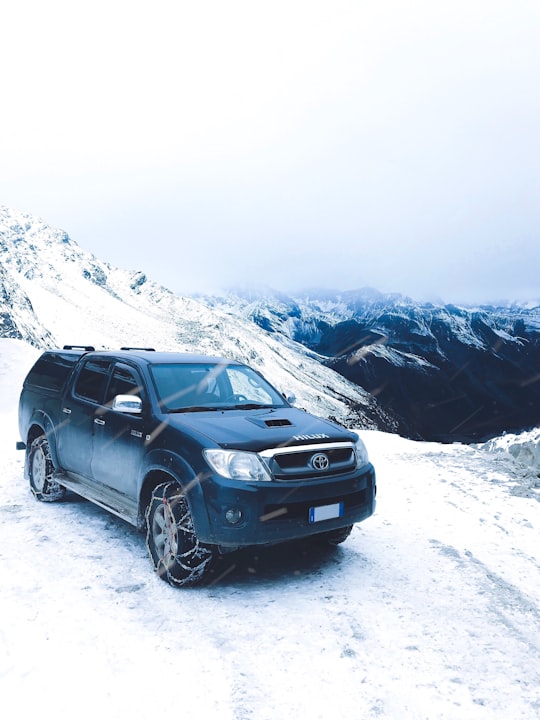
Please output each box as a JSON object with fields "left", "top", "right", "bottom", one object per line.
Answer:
{"left": 197, "top": 463, "right": 376, "bottom": 547}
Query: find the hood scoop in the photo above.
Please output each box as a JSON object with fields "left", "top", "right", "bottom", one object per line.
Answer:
{"left": 265, "top": 418, "right": 293, "bottom": 427}
{"left": 247, "top": 416, "right": 294, "bottom": 429}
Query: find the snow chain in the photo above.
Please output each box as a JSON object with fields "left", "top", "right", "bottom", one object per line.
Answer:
{"left": 145, "top": 482, "right": 213, "bottom": 587}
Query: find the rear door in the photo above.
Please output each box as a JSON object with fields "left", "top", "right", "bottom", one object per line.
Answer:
{"left": 56, "top": 358, "right": 112, "bottom": 479}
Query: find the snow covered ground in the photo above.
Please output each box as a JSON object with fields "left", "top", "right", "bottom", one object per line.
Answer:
{"left": 1, "top": 338, "right": 539, "bottom": 720}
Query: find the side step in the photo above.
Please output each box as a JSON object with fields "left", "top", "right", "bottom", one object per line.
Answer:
{"left": 53, "top": 471, "right": 139, "bottom": 527}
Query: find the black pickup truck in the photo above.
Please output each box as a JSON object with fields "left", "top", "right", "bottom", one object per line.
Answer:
{"left": 17, "top": 346, "right": 376, "bottom": 586}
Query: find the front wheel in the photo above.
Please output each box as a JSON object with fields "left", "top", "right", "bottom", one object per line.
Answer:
{"left": 145, "top": 481, "right": 216, "bottom": 587}
{"left": 28, "top": 437, "right": 66, "bottom": 502}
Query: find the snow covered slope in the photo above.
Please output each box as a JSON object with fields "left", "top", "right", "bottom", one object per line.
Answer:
{"left": 1, "top": 337, "right": 539, "bottom": 720}
{"left": 0, "top": 206, "right": 392, "bottom": 430}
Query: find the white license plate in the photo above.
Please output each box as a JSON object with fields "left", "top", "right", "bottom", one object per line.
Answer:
{"left": 309, "top": 502, "right": 344, "bottom": 523}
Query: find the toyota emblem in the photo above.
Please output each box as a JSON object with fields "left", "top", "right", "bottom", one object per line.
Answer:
{"left": 311, "top": 453, "right": 330, "bottom": 471}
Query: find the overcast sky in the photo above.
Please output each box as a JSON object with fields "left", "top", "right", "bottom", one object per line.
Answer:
{"left": 1, "top": 0, "right": 539, "bottom": 304}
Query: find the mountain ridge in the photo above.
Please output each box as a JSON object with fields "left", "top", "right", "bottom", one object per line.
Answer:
{"left": 0, "top": 206, "right": 393, "bottom": 432}
{"left": 2, "top": 205, "right": 539, "bottom": 442}
{"left": 204, "top": 287, "right": 540, "bottom": 441}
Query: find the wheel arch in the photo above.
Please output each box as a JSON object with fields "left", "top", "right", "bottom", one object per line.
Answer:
{"left": 24, "top": 419, "right": 56, "bottom": 478}
{"left": 137, "top": 469, "right": 177, "bottom": 531}
{"left": 137, "top": 454, "right": 211, "bottom": 538}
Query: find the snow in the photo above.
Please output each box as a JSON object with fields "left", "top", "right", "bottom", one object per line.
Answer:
{"left": 477, "top": 429, "right": 540, "bottom": 494}
{"left": 1, "top": 338, "right": 539, "bottom": 719}
{"left": 351, "top": 342, "right": 438, "bottom": 370}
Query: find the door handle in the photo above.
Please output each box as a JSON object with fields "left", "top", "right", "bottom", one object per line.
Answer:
{"left": 62, "top": 408, "right": 72, "bottom": 414}
{"left": 94, "top": 418, "right": 105, "bottom": 426}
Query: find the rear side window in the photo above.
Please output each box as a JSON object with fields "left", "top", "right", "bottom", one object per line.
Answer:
{"left": 25, "top": 353, "right": 79, "bottom": 392}
{"left": 74, "top": 359, "right": 111, "bottom": 404}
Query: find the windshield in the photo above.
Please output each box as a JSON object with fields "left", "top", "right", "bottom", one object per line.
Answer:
{"left": 149, "top": 362, "right": 288, "bottom": 412}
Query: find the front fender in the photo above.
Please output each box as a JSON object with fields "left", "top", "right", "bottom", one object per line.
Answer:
{"left": 138, "top": 448, "right": 213, "bottom": 540}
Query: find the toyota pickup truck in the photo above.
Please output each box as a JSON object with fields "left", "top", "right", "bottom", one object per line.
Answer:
{"left": 17, "top": 346, "right": 376, "bottom": 586}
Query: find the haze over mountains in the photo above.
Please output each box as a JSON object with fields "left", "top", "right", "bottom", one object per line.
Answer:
{"left": 1, "top": 205, "right": 539, "bottom": 442}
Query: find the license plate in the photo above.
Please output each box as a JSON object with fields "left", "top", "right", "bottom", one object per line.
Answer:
{"left": 309, "top": 502, "right": 344, "bottom": 523}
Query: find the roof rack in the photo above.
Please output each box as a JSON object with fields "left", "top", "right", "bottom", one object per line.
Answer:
{"left": 120, "top": 347, "right": 156, "bottom": 351}
{"left": 63, "top": 345, "right": 95, "bottom": 351}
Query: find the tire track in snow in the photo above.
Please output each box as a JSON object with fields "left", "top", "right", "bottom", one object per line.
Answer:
{"left": 430, "top": 539, "right": 540, "bottom": 666}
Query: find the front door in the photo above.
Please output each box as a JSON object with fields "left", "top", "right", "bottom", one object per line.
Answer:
{"left": 90, "top": 363, "right": 147, "bottom": 497}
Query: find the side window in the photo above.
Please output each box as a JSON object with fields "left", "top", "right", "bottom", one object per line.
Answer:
{"left": 25, "top": 353, "right": 79, "bottom": 392}
{"left": 106, "top": 364, "right": 144, "bottom": 405}
{"left": 73, "top": 359, "right": 111, "bottom": 404}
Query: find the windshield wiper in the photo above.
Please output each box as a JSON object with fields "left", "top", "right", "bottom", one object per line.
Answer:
{"left": 167, "top": 406, "right": 222, "bottom": 413}
{"left": 232, "top": 403, "right": 276, "bottom": 410}
{"left": 167, "top": 403, "right": 281, "bottom": 413}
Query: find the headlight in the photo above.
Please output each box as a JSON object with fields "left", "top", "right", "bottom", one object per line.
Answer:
{"left": 354, "top": 438, "right": 370, "bottom": 468}
{"left": 204, "top": 449, "right": 272, "bottom": 482}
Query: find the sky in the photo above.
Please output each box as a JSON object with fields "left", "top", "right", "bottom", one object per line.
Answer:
{"left": 1, "top": 0, "right": 540, "bottom": 304}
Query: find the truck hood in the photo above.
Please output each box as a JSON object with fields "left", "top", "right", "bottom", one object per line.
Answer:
{"left": 168, "top": 407, "right": 357, "bottom": 452}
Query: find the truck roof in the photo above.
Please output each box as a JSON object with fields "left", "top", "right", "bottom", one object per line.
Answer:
{"left": 58, "top": 347, "right": 241, "bottom": 366}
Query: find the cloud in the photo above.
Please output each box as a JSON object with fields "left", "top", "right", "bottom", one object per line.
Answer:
{"left": 1, "top": 1, "right": 539, "bottom": 303}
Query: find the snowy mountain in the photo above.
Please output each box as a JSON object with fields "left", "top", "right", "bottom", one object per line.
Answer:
{"left": 205, "top": 287, "right": 540, "bottom": 442}
{"left": 0, "top": 206, "right": 393, "bottom": 431}
{"left": 2, "top": 205, "right": 539, "bottom": 442}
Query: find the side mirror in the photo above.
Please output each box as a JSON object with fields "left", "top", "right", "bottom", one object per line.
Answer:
{"left": 282, "top": 392, "right": 296, "bottom": 406}
{"left": 112, "top": 394, "right": 143, "bottom": 414}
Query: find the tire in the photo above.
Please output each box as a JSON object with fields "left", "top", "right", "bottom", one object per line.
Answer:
{"left": 145, "top": 481, "right": 216, "bottom": 587}
{"left": 316, "top": 524, "right": 353, "bottom": 547}
{"left": 28, "top": 437, "right": 66, "bottom": 502}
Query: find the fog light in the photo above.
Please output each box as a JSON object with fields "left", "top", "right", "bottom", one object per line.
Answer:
{"left": 225, "top": 507, "right": 243, "bottom": 525}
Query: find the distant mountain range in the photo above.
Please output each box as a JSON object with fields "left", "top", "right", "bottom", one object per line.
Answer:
{"left": 2, "top": 205, "right": 539, "bottom": 442}
{"left": 204, "top": 288, "right": 540, "bottom": 441}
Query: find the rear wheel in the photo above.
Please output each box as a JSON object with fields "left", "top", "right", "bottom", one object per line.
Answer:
{"left": 145, "top": 481, "right": 216, "bottom": 587}
{"left": 28, "top": 437, "right": 66, "bottom": 502}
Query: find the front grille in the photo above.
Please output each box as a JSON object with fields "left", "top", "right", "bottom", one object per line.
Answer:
{"left": 260, "top": 442, "right": 357, "bottom": 481}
